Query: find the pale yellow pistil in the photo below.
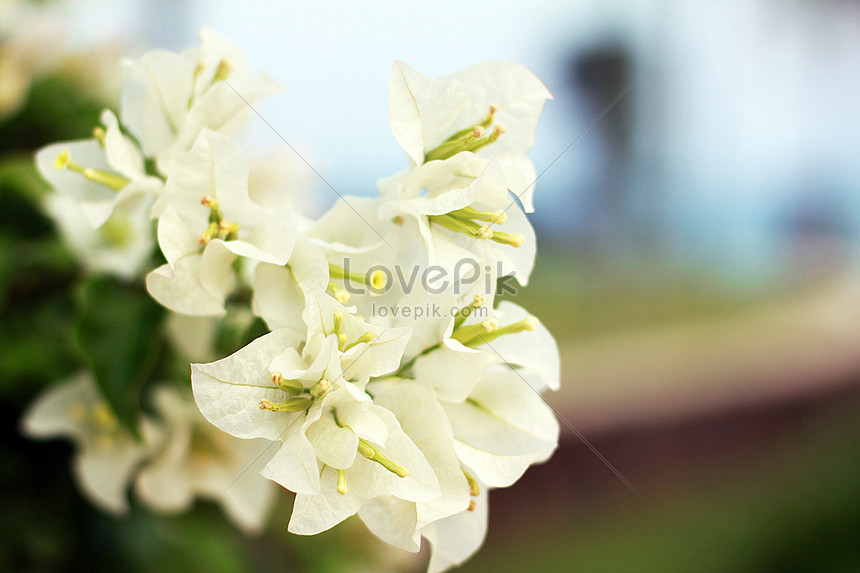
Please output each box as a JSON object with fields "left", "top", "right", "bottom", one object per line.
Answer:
{"left": 69, "top": 402, "right": 120, "bottom": 448}
{"left": 463, "top": 468, "right": 480, "bottom": 497}
{"left": 336, "top": 469, "right": 348, "bottom": 495}
{"left": 331, "top": 408, "right": 410, "bottom": 482}
{"left": 92, "top": 127, "right": 106, "bottom": 146}
{"left": 453, "top": 294, "right": 487, "bottom": 329}
{"left": 357, "top": 438, "right": 409, "bottom": 478}
{"left": 327, "top": 283, "right": 351, "bottom": 304}
{"left": 54, "top": 150, "right": 130, "bottom": 190}
{"left": 199, "top": 195, "right": 240, "bottom": 245}
{"left": 428, "top": 213, "right": 493, "bottom": 240}
{"left": 188, "top": 58, "right": 232, "bottom": 109}
{"left": 343, "top": 332, "right": 375, "bottom": 352}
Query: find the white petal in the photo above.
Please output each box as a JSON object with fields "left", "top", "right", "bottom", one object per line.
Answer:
{"left": 74, "top": 431, "right": 151, "bottom": 515}
{"left": 442, "top": 369, "right": 558, "bottom": 457}
{"left": 21, "top": 371, "right": 99, "bottom": 441}
{"left": 414, "top": 343, "right": 493, "bottom": 403}
{"left": 252, "top": 262, "right": 306, "bottom": 330}
{"left": 453, "top": 440, "right": 549, "bottom": 488}
{"left": 489, "top": 301, "right": 560, "bottom": 391}
{"left": 191, "top": 328, "right": 305, "bottom": 440}
{"left": 358, "top": 496, "right": 420, "bottom": 552}
{"left": 146, "top": 258, "right": 227, "bottom": 317}
{"left": 305, "top": 415, "right": 358, "bottom": 469}
{"left": 156, "top": 205, "right": 198, "bottom": 267}
{"left": 120, "top": 49, "right": 195, "bottom": 158}
{"left": 100, "top": 109, "right": 145, "bottom": 179}
{"left": 135, "top": 424, "right": 195, "bottom": 513}
{"left": 260, "top": 422, "right": 320, "bottom": 495}
{"left": 288, "top": 466, "right": 360, "bottom": 534}
{"left": 423, "top": 487, "right": 489, "bottom": 573}
{"left": 371, "top": 380, "right": 470, "bottom": 528}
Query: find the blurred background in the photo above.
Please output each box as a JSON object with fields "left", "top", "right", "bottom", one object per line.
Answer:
{"left": 2, "top": 0, "right": 859, "bottom": 571}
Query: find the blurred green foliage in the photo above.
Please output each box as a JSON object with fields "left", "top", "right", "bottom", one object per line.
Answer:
{"left": 0, "top": 70, "right": 383, "bottom": 573}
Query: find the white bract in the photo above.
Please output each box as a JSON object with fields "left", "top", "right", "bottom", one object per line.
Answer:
{"left": 120, "top": 27, "right": 281, "bottom": 175}
{"left": 387, "top": 60, "right": 551, "bottom": 212}
{"left": 43, "top": 190, "right": 155, "bottom": 281}
{"left": 36, "top": 109, "right": 163, "bottom": 228}
{"left": 147, "top": 129, "right": 296, "bottom": 316}
{"left": 136, "top": 385, "right": 277, "bottom": 533}
{"left": 20, "top": 371, "right": 156, "bottom": 515}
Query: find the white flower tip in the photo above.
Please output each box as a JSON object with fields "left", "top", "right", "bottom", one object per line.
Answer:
{"left": 478, "top": 225, "right": 493, "bottom": 240}
{"left": 522, "top": 316, "right": 538, "bottom": 331}
{"left": 472, "top": 294, "right": 486, "bottom": 308}
{"left": 481, "top": 318, "right": 498, "bottom": 333}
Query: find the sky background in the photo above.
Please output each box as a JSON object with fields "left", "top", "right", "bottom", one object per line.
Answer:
{"left": 54, "top": 0, "right": 860, "bottom": 285}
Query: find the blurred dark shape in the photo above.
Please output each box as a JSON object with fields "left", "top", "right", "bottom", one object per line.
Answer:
{"left": 567, "top": 43, "right": 635, "bottom": 251}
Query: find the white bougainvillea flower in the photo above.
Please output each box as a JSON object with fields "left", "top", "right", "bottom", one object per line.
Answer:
{"left": 191, "top": 327, "right": 439, "bottom": 537}
{"left": 388, "top": 60, "right": 550, "bottom": 212}
{"left": 35, "top": 109, "right": 163, "bottom": 227}
{"left": 136, "top": 385, "right": 277, "bottom": 533}
{"left": 20, "top": 371, "right": 157, "bottom": 515}
{"left": 120, "top": 27, "right": 282, "bottom": 175}
{"left": 43, "top": 190, "right": 155, "bottom": 281}
{"left": 147, "top": 129, "right": 296, "bottom": 316}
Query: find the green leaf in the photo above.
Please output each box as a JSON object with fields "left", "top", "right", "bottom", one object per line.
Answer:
{"left": 75, "top": 277, "right": 165, "bottom": 438}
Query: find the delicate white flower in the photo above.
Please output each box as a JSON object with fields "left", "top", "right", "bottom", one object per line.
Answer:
{"left": 20, "top": 371, "right": 156, "bottom": 515}
{"left": 387, "top": 60, "right": 551, "bottom": 212}
{"left": 43, "top": 191, "right": 155, "bottom": 281}
{"left": 35, "top": 109, "right": 163, "bottom": 228}
{"left": 191, "top": 306, "right": 433, "bottom": 537}
{"left": 120, "top": 27, "right": 282, "bottom": 175}
{"left": 146, "top": 129, "right": 296, "bottom": 316}
{"left": 136, "top": 385, "right": 277, "bottom": 533}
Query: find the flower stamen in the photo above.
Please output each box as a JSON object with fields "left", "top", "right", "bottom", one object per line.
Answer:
{"left": 53, "top": 150, "right": 130, "bottom": 191}
{"left": 357, "top": 438, "right": 409, "bottom": 478}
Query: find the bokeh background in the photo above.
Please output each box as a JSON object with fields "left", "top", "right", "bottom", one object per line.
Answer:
{"left": 2, "top": 0, "right": 859, "bottom": 571}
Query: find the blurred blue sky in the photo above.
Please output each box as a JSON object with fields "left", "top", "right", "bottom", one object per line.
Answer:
{"left": 61, "top": 0, "right": 860, "bottom": 284}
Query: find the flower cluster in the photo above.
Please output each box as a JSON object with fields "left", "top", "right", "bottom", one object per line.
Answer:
{"left": 23, "top": 28, "right": 560, "bottom": 572}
